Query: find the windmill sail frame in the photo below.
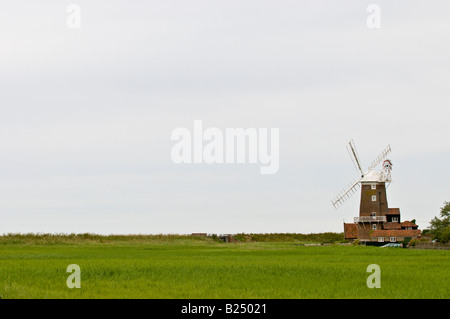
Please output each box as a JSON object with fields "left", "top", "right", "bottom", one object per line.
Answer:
{"left": 332, "top": 140, "right": 392, "bottom": 209}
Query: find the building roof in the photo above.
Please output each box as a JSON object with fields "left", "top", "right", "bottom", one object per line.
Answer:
{"left": 387, "top": 208, "right": 400, "bottom": 215}
{"left": 371, "top": 229, "right": 421, "bottom": 238}
{"left": 383, "top": 222, "right": 401, "bottom": 230}
{"left": 401, "top": 220, "right": 418, "bottom": 228}
{"left": 344, "top": 223, "right": 358, "bottom": 239}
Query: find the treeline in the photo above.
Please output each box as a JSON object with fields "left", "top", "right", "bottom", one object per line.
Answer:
{"left": 0, "top": 233, "right": 213, "bottom": 245}
{"left": 0, "top": 232, "right": 346, "bottom": 245}
{"left": 233, "top": 232, "right": 346, "bottom": 243}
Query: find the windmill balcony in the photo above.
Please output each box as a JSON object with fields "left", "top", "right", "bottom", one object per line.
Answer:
{"left": 354, "top": 216, "right": 387, "bottom": 223}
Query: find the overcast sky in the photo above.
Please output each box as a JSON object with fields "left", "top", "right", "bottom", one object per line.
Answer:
{"left": 1, "top": 1, "right": 449, "bottom": 235}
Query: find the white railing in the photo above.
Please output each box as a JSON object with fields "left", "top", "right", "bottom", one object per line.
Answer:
{"left": 354, "top": 216, "right": 386, "bottom": 223}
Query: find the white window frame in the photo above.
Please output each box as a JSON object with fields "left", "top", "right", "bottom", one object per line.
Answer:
{"left": 371, "top": 184, "right": 376, "bottom": 190}
{"left": 372, "top": 224, "right": 377, "bottom": 230}
{"left": 378, "top": 237, "right": 384, "bottom": 242}
{"left": 390, "top": 237, "right": 396, "bottom": 242}
{"left": 372, "top": 195, "right": 376, "bottom": 201}
{"left": 392, "top": 217, "right": 399, "bottom": 222}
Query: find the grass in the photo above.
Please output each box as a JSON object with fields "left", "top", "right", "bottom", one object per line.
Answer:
{"left": 0, "top": 234, "right": 448, "bottom": 299}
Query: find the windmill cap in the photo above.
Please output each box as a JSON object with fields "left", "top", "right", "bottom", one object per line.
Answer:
{"left": 361, "top": 169, "right": 384, "bottom": 182}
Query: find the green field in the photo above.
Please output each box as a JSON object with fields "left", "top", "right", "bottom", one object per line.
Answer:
{"left": 0, "top": 234, "right": 448, "bottom": 299}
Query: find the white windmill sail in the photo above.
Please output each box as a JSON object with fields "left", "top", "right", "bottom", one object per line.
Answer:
{"left": 367, "top": 145, "right": 391, "bottom": 172}
{"left": 332, "top": 177, "right": 362, "bottom": 209}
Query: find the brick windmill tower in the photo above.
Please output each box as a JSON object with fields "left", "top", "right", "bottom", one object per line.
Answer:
{"left": 332, "top": 140, "right": 420, "bottom": 245}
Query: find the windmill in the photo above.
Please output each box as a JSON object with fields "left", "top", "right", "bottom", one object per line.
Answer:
{"left": 334, "top": 141, "right": 421, "bottom": 245}
{"left": 332, "top": 140, "right": 392, "bottom": 209}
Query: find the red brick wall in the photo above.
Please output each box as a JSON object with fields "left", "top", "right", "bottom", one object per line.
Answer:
{"left": 359, "top": 183, "right": 388, "bottom": 217}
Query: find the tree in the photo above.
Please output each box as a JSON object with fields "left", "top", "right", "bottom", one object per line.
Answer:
{"left": 429, "top": 201, "right": 450, "bottom": 243}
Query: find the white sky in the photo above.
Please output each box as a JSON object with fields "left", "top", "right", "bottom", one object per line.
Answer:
{"left": 1, "top": 1, "right": 449, "bottom": 234}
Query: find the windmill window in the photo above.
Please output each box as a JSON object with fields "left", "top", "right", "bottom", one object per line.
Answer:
{"left": 392, "top": 217, "right": 399, "bottom": 222}
{"left": 372, "top": 224, "right": 377, "bottom": 230}
{"left": 371, "top": 184, "right": 376, "bottom": 190}
{"left": 372, "top": 195, "right": 376, "bottom": 201}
